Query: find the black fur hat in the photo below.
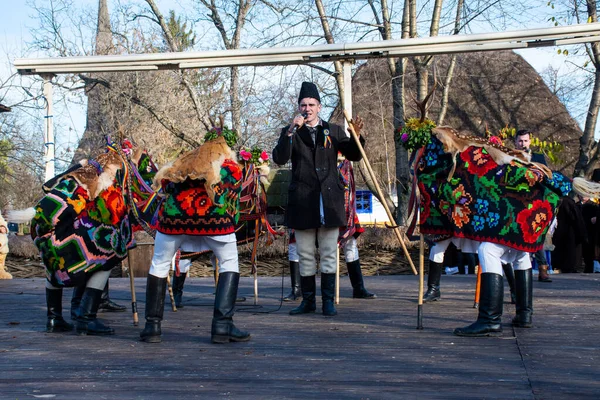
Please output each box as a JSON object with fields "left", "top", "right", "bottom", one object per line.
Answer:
{"left": 298, "top": 82, "right": 320, "bottom": 103}
{"left": 592, "top": 168, "right": 600, "bottom": 183}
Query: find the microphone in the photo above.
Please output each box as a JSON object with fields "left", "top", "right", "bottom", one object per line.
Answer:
{"left": 290, "top": 113, "right": 308, "bottom": 135}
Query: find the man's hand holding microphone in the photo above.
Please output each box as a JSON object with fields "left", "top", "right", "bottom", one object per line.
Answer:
{"left": 287, "top": 113, "right": 308, "bottom": 137}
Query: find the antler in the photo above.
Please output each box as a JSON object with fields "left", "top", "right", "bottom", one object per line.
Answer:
{"left": 208, "top": 116, "right": 217, "bottom": 129}
{"left": 414, "top": 65, "right": 438, "bottom": 123}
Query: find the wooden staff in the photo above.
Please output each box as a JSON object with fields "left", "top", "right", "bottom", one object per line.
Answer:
{"left": 166, "top": 274, "right": 176, "bottom": 312}
{"left": 125, "top": 253, "right": 139, "bottom": 326}
{"left": 335, "top": 246, "right": 340, "bottom": 305}
{"left": 251, "top": 219, "right": 260, "bottom": 305}
{"left": 343, "top": 111, "right": 417, "bottom": 275}
{"left": 214, "top": 257, "right": 219, "bottom": 287}
{"left": 417, "top": 232, "right": 425, "bottom": 329}
{"left": 473, "top": 264, "right": 482, "bottom": 309}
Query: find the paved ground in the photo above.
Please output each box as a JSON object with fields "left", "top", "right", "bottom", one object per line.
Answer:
{"left": 1, "top": 274, "right": 599, "bottom": 399}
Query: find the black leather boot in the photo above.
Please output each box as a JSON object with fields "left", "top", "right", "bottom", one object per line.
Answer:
{"left": 502, "top": 263, "right": 516, "bottom": 304}
{"left": 423, "top": 261, "right": 442, "bottom": 303}
{"left": 74, "top": 288, "right": 115, "bottom": 336}
{"left": 512, "top": 269, "right": 533, "bottom": 328}
{"left": 321, "top": 273, "right": 337, "bottom": 316}
{"left": 454, "top": 273, "right": 503, "bottom": 337}
{"left": 347, "top": 260, "right": 376, "bottom": 299}
{"left": 211, "top": 272, "right": 251, "bottom": 344}
{"left": 283, "top": 261, "right": 302, "bottom": 301}
{"left": 140, "top": 275, "right": 167, "bottom": 343}
{"left": 172, "top": 272, "right": 187, "bottom": 308}
{"left": 289, "top": 275, "right": 317, "bottom": 315}
{"left": 46, "top": 288, "right": 74, "bottom": 333}
{"left": 70, "top": 284, "right": 86, "bottom": 320}
{"left": 99, "top": 280, "right": 126, "bottom": 312}
{"left": 214, "top": 269, "right": 246, "bottom": 302}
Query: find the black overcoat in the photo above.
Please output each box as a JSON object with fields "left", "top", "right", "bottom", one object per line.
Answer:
{"left": 272, "top": 120, "right": 364, "bottom": 230}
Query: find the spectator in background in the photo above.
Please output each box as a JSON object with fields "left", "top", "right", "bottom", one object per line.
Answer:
{"left": 580, "top": 168, "right": 600, "bottom": 273}
{"left": 552, "top": 194, "right": 587, "bottom": 274}
{"left": 0, "top": 211, "right": 11, "bottom": 279}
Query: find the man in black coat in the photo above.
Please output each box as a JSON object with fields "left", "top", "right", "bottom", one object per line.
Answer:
{"left": 272, "top": 82, "right": 365, "bottom": 316}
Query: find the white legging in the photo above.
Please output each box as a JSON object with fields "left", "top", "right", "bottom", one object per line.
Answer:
{"left": 429, "top": 237, "right": 479, "bottom": 263}
{"left": 295, "top": 227, "right": 339, "bottom": 275}
{"left": 172, "top": 252, "right": 217, "bottom": 274}
{"left": 289, "top": 236, "right": 359, "bottom": 263}
{"left": 151, "top": 232, "right": 238, "bottom": 278}
{"left": 478, "top": 242, "right": 531, "bottom": 275}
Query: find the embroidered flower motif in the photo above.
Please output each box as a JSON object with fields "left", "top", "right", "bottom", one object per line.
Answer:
{"left": 523, "top": 169, "right": 544, "bottom": 187}
{"left": 460, "top": 147, "right": 498, "bottom": 177}
{"left": 418, "top": 182, "right": 431, "bottom": 222}
{"left": 472, "top": 215, "right": 486, "bottom": 231}
{"left": 440, "top": 184, "right": 473, "bottom": 228}
{"left": 96, "top": 186, "right": 127, "bottom": 225}
{"left": 177, "top": 188, "right": 212, "bottom": 217}
{"left": 486, "top": 212, "right": 500, "bottom": 228}
{"left": 424, "top": 151, "right": 438, "bottom": 167}
{"left": 474, "top": 199, "right": 489, "bottom": 214}
{"left": 516, "top": 200, "right": 553, "bottom": 243}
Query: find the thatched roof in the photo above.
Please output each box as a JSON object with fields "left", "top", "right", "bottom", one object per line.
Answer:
{"left": 333, "top": 51, "right": 582, "bottom": 178}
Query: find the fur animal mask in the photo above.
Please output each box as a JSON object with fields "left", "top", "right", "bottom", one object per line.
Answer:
{"left": 152, "top": 136, "right": 238, "bottom": 205}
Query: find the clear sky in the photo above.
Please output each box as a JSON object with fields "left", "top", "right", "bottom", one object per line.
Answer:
{"left": 0, "top": 0, "right": 587, "bottom": 159}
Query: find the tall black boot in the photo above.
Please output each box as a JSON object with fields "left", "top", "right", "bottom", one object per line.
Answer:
{"left": 502, "top": 263, "right": 516, "bottom": 304}
{"left": 74, "top": 288, "right": 115, "bottom": 336}
{"left": 289, "top": 275, "right": 317, "bottom": 315}
{"left": 46, "top": 288, "right": 74, "bottom": 333}
{"left": 214, "top": 269, "right": 246, "bottom": 302}
{"left": 454, "top": 273, "right": 503, "bottom": 337}
{"left": 512, "top": 269, "right": 533, "bottom": 328}
{"left": 347, "top": 260, "right": 376, "bottom": 299}
{"left": 283, "top": 261, "right": 302, "bottom": 301}
{"left": 70, "top": 284, "right": 86, "bottom": 320}
{"left": 321, "top": 273, "right": 337, "bottom": 316}
{"left": 172, "top": 272, "right": 187, "bottom": 308}
{"left": 140, "top": 275, "right": 167, "bottom": 343}
{"left": 211, "top": 272, "right": 251, "bottom": 344}
{"left": 423, "top": 261, "right": 442, "bottom": 302}
{"left": 99, "top": 280, "right": 126, "bottom": 312}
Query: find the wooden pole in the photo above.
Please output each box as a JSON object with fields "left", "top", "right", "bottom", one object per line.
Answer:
{"left": 125, "top": 252, "right": 139, "bottom": 326}
{"left": 474, "top": 264, "right": 482, "bottom": 309}
{"left": 343, "top": 110, "right": 417, "bottom": 275}
{"left": 417, "top": 233, "right": 425, "bottom": 329}
{"left": 251, "top": 219, "right": 260, "bottom": 305}
{"left": 166, "top": 274, "right": 176, "bottom": 312}
{"left": 335, "top": 246, "right": 340, "bottom": 305}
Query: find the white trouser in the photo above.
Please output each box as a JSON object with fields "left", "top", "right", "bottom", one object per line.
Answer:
{"left": 46, "top": 269, "right": 111, "bottom": 291}
{"left": 429, "top": 238, "right": 479, "bottom": 263}
{"left": 295, "top": 227, "right": 339, "bottom": 275}
{"left": 289, "top": 236, "right": 359, "bottom": 263}
{"left": 478, "top": 242, "right": 531, "bottom": 275}
{"left": 151, "top": 232, "right": 238, "bottom": 278}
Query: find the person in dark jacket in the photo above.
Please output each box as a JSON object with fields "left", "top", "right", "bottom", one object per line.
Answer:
{"left": 272, "top": 81, "right": 365, "bottom": 317}
{"left": 552, "top": 194, "right": 588, "bottom": 273}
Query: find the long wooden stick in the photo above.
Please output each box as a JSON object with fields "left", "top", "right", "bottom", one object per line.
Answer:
{"left": 343, "top": 110, "right": 417, "bottom": 275}
{"left": 335, "top": 246, "right": 340, "bottom": 305}
{"left": 166, "top": 274, "right": 176, "bottom": 312}
{"left": 417, "top": 233, "right": 424, "bottom": 329}
{"left": 474, "top": 264, "right": 482, "bottom": 309}
{"left": 251, "top": 219, "right": 260, "bottom": 305}
{"left": 126, "top": 252, "right": 139, "bottom": 326}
